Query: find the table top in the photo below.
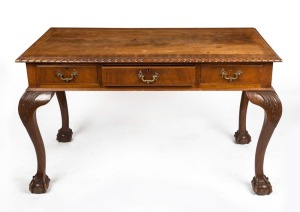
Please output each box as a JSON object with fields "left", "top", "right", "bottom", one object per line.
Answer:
{"left": 16, "top": 28, "right": 281, "bottom": 64}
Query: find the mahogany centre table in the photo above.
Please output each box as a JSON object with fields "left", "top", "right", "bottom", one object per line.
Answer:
{"left": 16, "top": 28, "right": 282, "bottom": 195}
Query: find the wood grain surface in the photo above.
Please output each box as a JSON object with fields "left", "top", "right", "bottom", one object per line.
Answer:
{"left": 16, "top": 28, "right": 281, "bottom": 63}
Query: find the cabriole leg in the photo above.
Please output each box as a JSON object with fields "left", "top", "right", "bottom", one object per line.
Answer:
{"left": 18, "top": 91, "right": 55, "bottom": 194}
{"left": 56, "top": 91, "right": 73, "bottom": 142}
{"left": 235, "top": 91, "right": 251, "bottom": 144}
{"left": 246, "top": 90, "right": 282, "bottom": 195}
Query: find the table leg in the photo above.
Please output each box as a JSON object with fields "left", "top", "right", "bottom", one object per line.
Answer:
{"left": 56, "top": 91, "right": 73, "bottom": 142}
{"left": 246, "top": 90, "right": 282, "bottom": 195}
{"left": 235, "top": 91, "right": 252, "bottom": 144}
{"left": 18, "top": 91, "right": 55, "bottom": 194}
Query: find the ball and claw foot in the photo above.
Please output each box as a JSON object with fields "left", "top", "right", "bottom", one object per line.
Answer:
{"left": 251, "top": 175, "right": 272, "bottom": 195}
{"left": 234, "top": 130, "right": 251, "bottom": 144}
{"left": 56, "top": 128, "right": 73, "bottom": 142}
{"left": 29, "top": 175, "right": 50, "bottom": 194}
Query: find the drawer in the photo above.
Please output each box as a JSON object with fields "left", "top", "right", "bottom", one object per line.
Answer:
{"left": 200, "top": 64, "right": 263, "bottom": 89}
{"left": 102, "top": 66, "right": 196, "bottom": 86}
{"left": 36, "top": 65, "right": 98, "bottom": 85}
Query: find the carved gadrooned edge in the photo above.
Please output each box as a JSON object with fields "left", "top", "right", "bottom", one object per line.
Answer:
{"left": 29, "top": 175, "right": 50, "bottom": 194}
{"left": 16, "top": 56, "right": 282, "bottom": 63}
{"left": 234, "top": 130, "right": 251, "bottom": 144}
{"left": 56, "top": 128, "right": 73, "bottom": 142}
{"left": 251, "top": 175, "right": 272, "bottom": 195}
{"left": 246, "top": 91, "right": 282, "bottom": 126}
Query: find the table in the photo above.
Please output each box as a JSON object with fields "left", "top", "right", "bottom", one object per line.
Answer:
{"left": 16, "top": 28, "right": 282, "bottom": 195}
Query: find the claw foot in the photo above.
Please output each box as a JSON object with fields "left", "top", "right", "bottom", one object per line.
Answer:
{"left": 234, "top": 130, "right": 251, "bottom": 144}
{"left": 29, "top": 175, "right": 50, "bottom": 194}
{"left": 56, "top": 128, "right": 73, "bottom": 142}
{"left": 251, "top": 175, "right": 272, "bottom": 195}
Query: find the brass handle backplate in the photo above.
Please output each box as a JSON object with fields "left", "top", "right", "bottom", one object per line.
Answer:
{"left": 56, "top": 69, "right": 78, "bottom": 82}
{"left": 138, "top": 69, "right": 159, "bottom": 84}
{"left": 220, "top": 68, "right": 243, "bottom": 82}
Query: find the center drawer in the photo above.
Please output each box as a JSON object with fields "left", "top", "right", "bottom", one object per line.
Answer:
{"left": 102, "top": 66, "right": 196, "bottom": 86}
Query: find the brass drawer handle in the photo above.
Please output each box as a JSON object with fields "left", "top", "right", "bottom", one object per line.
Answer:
{"left": 220, "top": 68, "right": 243, "bottom": 82}
{"left": 56, "top": 69, "right": 78, "bottom": 82}
{"left": 138, "top": 69, "right": 159, "bottom": 84}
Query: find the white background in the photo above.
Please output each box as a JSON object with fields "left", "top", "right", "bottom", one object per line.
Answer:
{"left": 0, "top": 0, "right": 299, "bottom": 211}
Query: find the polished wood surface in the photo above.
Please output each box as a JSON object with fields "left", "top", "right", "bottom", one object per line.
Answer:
{"left": 235, "top": 91, "right": 251, "bottom": 144}
{"left": 18, "top": 91, "right": 54, "bottom": 193}
{"left": 102, "top": 66, "right": 195, "bottom": 86}
{"left": 26, "top": 63, "right": 275, "bottom": 91}
{"left": 16, "top": 28, "right": 281, "bottom": 63}
{"left": 247, "top": 91, "right": 282, "bottom": 195}
{"left": 37, "top": 65, "right": 98, "bottom": 85}
{"left": 56, "top": 91, "right": 73, "bottom": 143}
{"left": 16, "top": 28, "right": 282, "bottom": 195}
{"left": 19, "top": 28, "right": 278, "bottom": 91}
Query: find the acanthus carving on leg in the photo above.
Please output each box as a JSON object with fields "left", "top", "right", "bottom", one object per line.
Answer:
{"left": 56, "top": 91, "right": 73, "bottom": 142}
{"left": 19, "top": 91, "right": 55, "bottom": 193}
{"left": 235, "top": 91, "right": 251, "bottom": 144}
{"left": 246, "top": 90, "right": 282, "bottom": 195}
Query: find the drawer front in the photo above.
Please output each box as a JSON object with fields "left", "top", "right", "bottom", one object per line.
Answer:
{"left": 102, "top": 66, "right": 196, "bottom": 86}
{"left": 200, "top": 64, "right": 263, "bottom": 89}
{"left": 36, "top": 65, "right": 98, "bottom": 85}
